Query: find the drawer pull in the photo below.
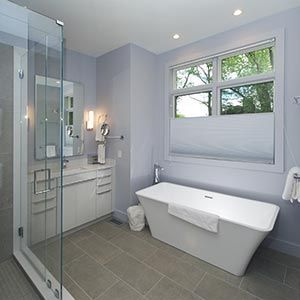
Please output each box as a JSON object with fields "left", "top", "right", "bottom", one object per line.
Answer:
{"left": 32, "top": 196, "right": 56, "bottom": 204}
{"left": 32, "top": 206, "right": 56, "bottom": 215}
{"left": 97, "top": 189, "right": 112, "bottom": 195}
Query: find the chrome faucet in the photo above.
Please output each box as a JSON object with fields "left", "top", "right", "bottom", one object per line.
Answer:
{"left": 153, "top": 164, "right": 164, "bottom": 184}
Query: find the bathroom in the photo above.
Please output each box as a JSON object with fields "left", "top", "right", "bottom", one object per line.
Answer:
{"left": 0, "top": 0, "right": 300, "bottom": 299}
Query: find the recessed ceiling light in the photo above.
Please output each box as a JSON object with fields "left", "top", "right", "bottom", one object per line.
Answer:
{"left": 233, "top": 9, "right": 243, "bottom": 16}
{"left": 173, "top": 34, "right": 180, "bottom": 40}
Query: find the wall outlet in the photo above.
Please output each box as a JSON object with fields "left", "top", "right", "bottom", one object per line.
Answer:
{"left": 117, "top": 150, "right": 122, "bottom": 158}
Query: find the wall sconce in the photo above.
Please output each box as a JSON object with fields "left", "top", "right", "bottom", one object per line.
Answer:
{"left": 86, "top": 110, "right": 94, "bottom": 131}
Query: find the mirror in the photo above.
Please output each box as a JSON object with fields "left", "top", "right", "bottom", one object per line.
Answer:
{"left": 35, "top": 75, "right": 84, "bottom": 159}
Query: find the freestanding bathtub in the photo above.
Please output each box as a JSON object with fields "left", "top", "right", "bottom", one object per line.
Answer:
{"left": 136, "top": 182, "right": 280, "bottom": 276}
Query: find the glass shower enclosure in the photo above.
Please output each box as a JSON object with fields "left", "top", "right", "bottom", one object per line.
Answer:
{"left": 0, "top": 1, "right": 69, "bottom": 299}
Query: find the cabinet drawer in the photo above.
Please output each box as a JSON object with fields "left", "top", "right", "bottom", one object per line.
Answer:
{"left": 97, "top": 175, "right": 111, "bottom": 186}
{"left": 64, "top": 171, "right": 96, "bottom": 186}
{"left": 96, "top": 183, "right": 112, "bottom": 194}
{"left": 31, "top": 206, "right": 57, "bottom": 244}
{"left": 32, "top": 197, "right": 56, "bottom": 214}
{"left": 32, "top": 187, "right": 56, "bottom": 203}
{"left": 96, "top": 191, "right": 112, "bottom": 218}
{"left": 32, "top": 179, "right": 56, "bottom": 199}
{"left": 97, "top": 168, "right": 112, "bottom": 178}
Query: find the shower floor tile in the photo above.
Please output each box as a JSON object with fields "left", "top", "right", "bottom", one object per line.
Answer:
{"left": 63, "top": 220, "right": 300, "bottom": 300}
{"left": 0, "top": 258, "right": 41, "bottom": 300}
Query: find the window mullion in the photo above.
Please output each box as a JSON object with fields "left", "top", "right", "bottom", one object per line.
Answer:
{"left": 212, "top": 58, "right": 218, "bottom": 115}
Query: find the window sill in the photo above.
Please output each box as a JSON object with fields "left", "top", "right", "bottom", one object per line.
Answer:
{"left": 165, "top": 152, "right": 284, "bottom": 173}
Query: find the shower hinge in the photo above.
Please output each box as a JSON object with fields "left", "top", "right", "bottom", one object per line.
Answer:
{"left": 56, "top": 20, "right": 64, "bottom": 26}
{"left": 18, "top": 69, "right": 24, "bottom": 79}
{"left": 18, "top": 227, "right": 24, "bottom": 238}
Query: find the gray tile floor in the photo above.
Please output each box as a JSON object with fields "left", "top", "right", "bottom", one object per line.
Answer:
{"left": 59, "top": 220, "right": 300, "bottom": 300}
{"left": 33, "top": 219, "right": 300, "bottom": 300}
{"left": 0, "top": 258, "right": 41, "bottom": 300}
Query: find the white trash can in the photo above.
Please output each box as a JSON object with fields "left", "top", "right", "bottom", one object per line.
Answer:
{"left": 127, "top": 205, "right": 145, "bottom": 231}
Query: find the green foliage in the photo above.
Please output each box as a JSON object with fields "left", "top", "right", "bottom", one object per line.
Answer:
{"left": 221, "top": 47, "right": 274, "bottom": 80}
{"left": 176, "top": 62, "right": 213, "bottom": 89}
{"left": 221, "top": 82, "right": 274, "bottom": 115}
{"left": 175, "top": 46, "right": 274, "bottom": 117}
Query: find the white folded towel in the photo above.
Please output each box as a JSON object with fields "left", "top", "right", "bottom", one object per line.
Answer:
{"left": 46, "top": 145, "right": 56, "bottom": 158}
{"left": 282, "top": 166, "right": 300, "bottom": 203}
{"left": 98, "top": 144, "right": 106, "bottom": 164}
{"left": 168, "top": 202, "right": 219, "bottom": 233}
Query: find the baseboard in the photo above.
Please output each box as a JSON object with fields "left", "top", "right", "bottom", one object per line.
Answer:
{"left": 112, "top": 210, "right": 128, "bottom": 223}
{"left": 262, "top": 236, "right": 300, "bottom": 257}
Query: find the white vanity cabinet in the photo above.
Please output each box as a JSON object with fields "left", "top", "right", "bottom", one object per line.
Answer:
{"left": 63, "top": 176, "right": 97, "bottom": 232}
{"left": 30, "top": 163, "right": 114, "bottom": 245}
{"left": 29, "top": 178, "right": 58, "bottom": 245}
{"left": 63, "top": 166, "right": 114, "bottom": 232}
{"left": 95, "top": 168, "right": 113, "bottom": 218}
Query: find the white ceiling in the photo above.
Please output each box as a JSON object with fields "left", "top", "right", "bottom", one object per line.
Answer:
{"left": 10, "top": 0, "right": 300, "bottom": 57}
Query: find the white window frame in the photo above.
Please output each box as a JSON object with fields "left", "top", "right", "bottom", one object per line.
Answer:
{"left": 164, "top": 29, "right": 285, "bottom": 173}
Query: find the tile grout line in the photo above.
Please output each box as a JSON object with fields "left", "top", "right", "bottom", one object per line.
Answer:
{"left": 143, "top": 275, "right": 165, "bottom": 297}
{"left": 141, "top": 252, "right": 206, "bottom": 294}
{"left": 66, "top": 222, "right": 300, "bottom": 299}
{"left": 283, "top": 265, "right": 288, "bottom": 284}
{"left": 64, "top": 272, "right": 93, "bottom": 300}
{"left": 238, "top": 276, "right": 245, "bottom": 289}
{"left": 71, "top": 225, "right": 245, "bottom": 293}
{"left": 192, "top": 271, "right": 207, "bottom": 292}
{"left": 93, "top": 280, "right": 123, "bottom": 300}
{"left": 70, "top": 239, "right": 147, "bottom": 298}
{"left": 256, "top": 251, "right": 300, "bottom": 270}
{"left": 244, "top": 269, "right": 300, "bottom": 292}
{"left": 94, "top": 226, "right": 220, "bottom": 296}
{"left": 64, "top": 256, "right": 118, "bottom": 300}
{"left": 68, "top": 232, "right": 127, "bottom": 265}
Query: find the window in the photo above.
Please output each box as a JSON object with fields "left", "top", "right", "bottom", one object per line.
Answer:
{"left": 171, "top": 42, "right": 275, "bottom": 118}
{"left": 167, "top": 35, "right": 284, "bottom": 171}
{"left": 175, "top": 91, "right": 212, "bottom": 118}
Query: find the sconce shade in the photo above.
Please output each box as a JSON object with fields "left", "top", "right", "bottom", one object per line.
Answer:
{"left": 86, "top": 110, "right": 94, "bottom": 130}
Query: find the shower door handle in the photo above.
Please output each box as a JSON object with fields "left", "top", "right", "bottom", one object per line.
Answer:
{"left": 33, "top": 168, "right": 51, "bottom": 195}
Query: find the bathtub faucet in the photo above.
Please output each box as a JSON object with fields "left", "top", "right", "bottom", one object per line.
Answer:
{"left": 153, "top": 164, "right": 164, "bottom": 184}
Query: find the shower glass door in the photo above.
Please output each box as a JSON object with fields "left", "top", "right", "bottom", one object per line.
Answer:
{"left": 12, "top": 3, "right": 64, "bottom": 298}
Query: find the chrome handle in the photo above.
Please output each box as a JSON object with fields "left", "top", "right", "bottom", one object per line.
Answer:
{"left": 33, "top": 168, "right": 51, "bottom": 195}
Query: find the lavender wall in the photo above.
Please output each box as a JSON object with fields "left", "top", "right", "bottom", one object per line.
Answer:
{"left": 96, "top": 44, "right": 157, "bottom": 220}
{"left": 96, "top": 45, "right": 132, "bottom": 217}
{"left": 155, "top": 8, "right": 300, "bottom": 256}
{"left": 130, "top": 44, "right": 157, "bottom": 205}
{"left": 64, "top": 48, "right": 97, "bottom": 155}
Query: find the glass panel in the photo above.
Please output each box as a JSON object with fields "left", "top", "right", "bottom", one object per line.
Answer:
{"left": 35, "top": 77, "right": 84, "bottom": 159}
{"left": 221, "top": 47, "right": 274, "bottom": 81}
{"left": 0, "top": 1, "right": 63, "bottom": 298}
{"left": 175, "top": 62, "right": 213, "bottom": 89}
{"left": 220, "top": 81, "right": 274, "bottom": 115}
{"left": 23, "top": 8, "right": 63, "bottom": 298}
{"left": 175, "top": 91, "right": 212, "bottom": 118}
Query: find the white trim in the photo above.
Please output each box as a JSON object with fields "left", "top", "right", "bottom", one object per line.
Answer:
{"left": 262, "top": 236, "right": 300, "bottom": 258}
{"left": 169, "top": 37, "right": 276, "bottom": 70}
{"left": 164, "top": 29, "right": 285, "bottom": 173}
{"left": 112, "top": 209, "right": 128, "bottom": 223}
{"left": 13, "top": 47, "right": 23, "bottom": 254}
{"left": 14, "top": 250, "right": 74, "bottom": 300}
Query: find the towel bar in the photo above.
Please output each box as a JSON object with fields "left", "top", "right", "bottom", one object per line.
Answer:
{"left": 106, "top": 135, "right": 124, "bottom": 140}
